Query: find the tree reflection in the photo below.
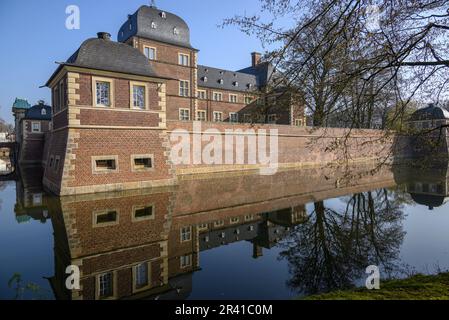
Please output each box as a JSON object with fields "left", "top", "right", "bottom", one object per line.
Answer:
{"left": 279, "top": 189, "right": 406, "bottom": 295}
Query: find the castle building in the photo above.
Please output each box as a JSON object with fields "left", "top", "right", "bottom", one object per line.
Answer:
{"left": 41, "top": 4, "right": 306, "bottom": 196}
{"left": 12, "top": 100, "right": 52, "bottom": 165}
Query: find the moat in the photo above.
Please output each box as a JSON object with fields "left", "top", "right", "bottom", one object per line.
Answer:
{"left": 1, "top": 163, "right": 449, "bottom": 300}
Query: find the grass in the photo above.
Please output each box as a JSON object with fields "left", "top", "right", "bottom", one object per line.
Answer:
{"left": 304, "top": 273, "right": 449, "bottom": 300}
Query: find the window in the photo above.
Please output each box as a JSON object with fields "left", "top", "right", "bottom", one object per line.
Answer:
{"left": 233, "top": 81, "right": 239, "bottom": 87}
{"left": 93, "top": 77, "right": 113, "bottom": 107}
{"left": 245, "top": 96, "right": 252, "bottom": 105}
{"left": 134, "top": 263, "right": 150, "bottom": 291}
{"left": 95, "top": 210, "right": 118, "bottom": 226}
{"left": 41, "top": 108, "right": 47, "bottom": 116}
{"left": 295, "top": 119, "right": 304, "bottom": 127}
{"left": 268, "top": 114, "right": 277, "bottom": 124}
{"left": 31, "top": 122, "right": 41, "bottom": 133}
{"left": 197, "top": 110, "right": 206, "bottom": 121}
{"left": 214, "top": 220, "right": 224, "bottom": 228}
{"left": 98, "top": 272, "right": 114, "bottom": 299}
{"left": 230, "top": 217, "right": 240, "bottom": 224}
{"left": 54, "top": 156, "right": 60, "bottom": 172}
{"left": 151, "top": 21, "right": 157, "bottom": 29}
{"left": 133, "top": 205, "right": 154, "bottom": 221}
{"left": 229, "top": 113, "right": 238, "bottom": 123}
{"left": 245, "top": 214, "right": 254, "bottom": 221}
{"left": 197, "top": 90, "right": 206, "bottom": 100}
{"left": 49, "top": 156, "right": 54, "bottom": 168}
{"left": 213, "top": 92, "right": 223, "bottom": 101}
{"left": 173, "top": 27, "right": 179, "bottom": 35}
{"left": 213, "top": 111, "right": 223, "bottom": 122}
{"left": 33, "top": 193, "right": 42, "bottom": 206}
{"left": 198, "top": 223, "right": 208, "bottom": 231}
{"left": 229, "top": 94, "right": 238, "bottom": 103}
{"left": 181, "top": 226, "right": 192, "bottom": 242}
{"left": 178, "top": 53, "right": 189, "bottom": 66}
{"left": 59, "top": 81, "right": 65, "bottom": 109}
{"left": 92, "top": 156, "right": 119, "bottom": 173}
{"left": 144, "top": 46, "right": 156, "bottom": 60}
{"left": 179, "top": 80, "right": 189, "bottom": 97}
{"left": 180, "top": 255, "right": 192, "bottom": 268}
{"left": 161, "top": 11, "right": 166, "bottom": 19}
{"left": 179, "top": 109, "right": 190, "bottom": 121}
{"left": 132, "top": 85, "right": 146, "bottom": 109}
{"left": 132, "top": 154, "right": 154, "bottom": 172}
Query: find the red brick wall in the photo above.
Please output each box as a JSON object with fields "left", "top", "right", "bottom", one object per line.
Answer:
{"left": 78, "top": 109, "right": 161, "bottom": 127}
{"left": 67, "top": 129, "right": 172, "bottom": 188}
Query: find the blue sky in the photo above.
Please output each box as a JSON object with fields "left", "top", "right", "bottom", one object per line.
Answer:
{"left": 0, "top": 0, "right": 279, "bottom": 124}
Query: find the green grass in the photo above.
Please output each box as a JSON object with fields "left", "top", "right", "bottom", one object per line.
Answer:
{"left": 304, "top": 273, "right": 449, "bottom": 300}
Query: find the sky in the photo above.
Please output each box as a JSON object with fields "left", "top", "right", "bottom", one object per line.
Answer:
{"left": 0, "top": 0, "right": 281, "bottom": 124}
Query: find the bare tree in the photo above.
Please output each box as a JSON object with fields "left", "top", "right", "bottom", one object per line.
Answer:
{"left": 224, "top": 0, "right": 449, "bottom": 129}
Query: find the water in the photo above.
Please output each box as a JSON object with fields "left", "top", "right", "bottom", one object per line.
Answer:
{"left": 1, "top": 163, "right": 449, "bottom": 300}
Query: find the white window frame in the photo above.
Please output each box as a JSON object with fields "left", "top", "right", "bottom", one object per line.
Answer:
{"left": 180, "top": 226, "right": 192, "bottom": 243}
{"left": 178, "top": 53, "right": 190, "bottom": 66}
{"left": 229, "top": 112, "right": 238, "bottom": 123}
{"left": 179, "top": 80, "right": 190, "bottom": 97}
{"left": 132, "top": 262, "right": 152, "bottom": 293}
{"left": 180, "top": 255, "right": 192, "bottom": 269}
{"left": 130, "top": 81, "right": 149, "bottom": 110}
{"left": 197, "top": 90, "right": 207, "bottom": 100}
{"left": 295, "top": 119, "right": 304, "bottom": 127}
{"left": 96, "top": 272, "right": 117, "bottom": 300}
{"left": 92, "top": 76, "right": 114, "bottom": 108}
{"left": 229, "top": 94, "right": 238, "bottom": 103}
{"left": 196, "top": 110, "right": 206, "bottom": 121}
{"left": 143, "top": 46, "right": 156, "bottom": 61}
{"left": 213, "top": 111, "right": 223, "bottom": 122}
{"left": 179, "top": 108, "right": 190, "bottom": 121}
{"left": 31, "top": 122, "right": 41, "bottom": 133}
{"left": 213, "top": 92, "right": 223, "bottom": 102}
{"left": 244, "top": 96, "right": 252, "bottom": 105}
{"left": 132, "top": 204, "right": 155, "bottom": 222}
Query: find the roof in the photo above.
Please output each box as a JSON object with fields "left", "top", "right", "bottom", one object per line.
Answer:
{"left": 46, "top": 35, "right": 161, "bottom": 86}
{"left": 237, "top": 62, "right": 276, "bottom": 88}
{"left": 24, "top": 102, "right": 51, "bottom": 121}
{"left": 12, "top": 98, "right": 31, "bottom": 110}
{"left": 410, "top": 193, "right": 449, "bottom": 210}
{"left": 197, "top": 65, "right": 258, "bottom": 93}
{"left": 118, "top": 5, "right": 194, "bottom": 49}
{"left": 409, "top": 104, "right": 449, "bottom": 121}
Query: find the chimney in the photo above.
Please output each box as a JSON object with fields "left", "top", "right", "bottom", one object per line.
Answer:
{"left": 251, "top": 52, "right": 262, "bottom": 67}
{"left": 97, "top": 32, "right": 111, "bottom": 41}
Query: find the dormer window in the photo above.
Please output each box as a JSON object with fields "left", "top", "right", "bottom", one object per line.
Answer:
{"left": 41, "top": 108, "right": 46, "bottom": 116}
{"left": 205, "top": 68, "right": 209, "bottom": 73}
{"left": 247, "top": 83, "right": 253, "bottom": 89}
{"left": 173, "top": 27, "right": 179, "bottom": 35}
{"left": 233, "top": 82, "right": 239, "bottom": 87}
{"left": 218, "top": 79, "right": 224, "bottom": 85}
{"left": 151, "top": 21, "right": 157, "bottom": 29}
{"left": 161, "top": 11, "right": 166, "bottom": 19}
{"left": 129, "top": 23, "right": 132, "bottom": 30}
{"left": 203, "top": 76, "right": 208, "bottom": 82}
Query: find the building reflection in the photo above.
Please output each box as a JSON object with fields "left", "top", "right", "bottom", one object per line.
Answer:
{"left": 404, "top": 164, "right": 449, "bottom": 210}
{"left": 13, "top": 163, "right": 428, "bottom": 299}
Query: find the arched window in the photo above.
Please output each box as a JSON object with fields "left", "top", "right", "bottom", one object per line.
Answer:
{"left": 41, "top": 108, "right": 46, "bottom": 116}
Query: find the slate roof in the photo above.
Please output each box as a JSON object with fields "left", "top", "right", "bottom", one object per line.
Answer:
{"left": 409, "top": 104, "right": 449, "bottom": 121}
{"left": 12, "top": 98, "right": 31, "bottom": 110}
{"left": 237, "top": 62, "right": 276, "bottom": 88}
{"left": 24, "top": 102, "right": 51, "bottom": 121}
{"left": 197, "top": 65, "right": 258, "bottom": 93}
{"left": 118, "top": 5, "right": 194, "bottom": 49}
{"left": 46, "top": 34, "right": 162, "bottom": 86}
{"left": 410, "top": 193, "right": 449, "bottom": 210}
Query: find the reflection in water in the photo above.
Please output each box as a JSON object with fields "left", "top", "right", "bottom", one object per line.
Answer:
{"left": 3, "top": 162, "right": 449, "bottom": 300}
{"left": 279, "top": 189, "right": 406, "bottom": 295}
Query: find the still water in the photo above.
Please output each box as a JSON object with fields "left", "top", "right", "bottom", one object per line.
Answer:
{"left": 1, "top": 164, "right": 449, "bottom": 300}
